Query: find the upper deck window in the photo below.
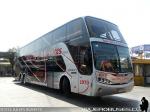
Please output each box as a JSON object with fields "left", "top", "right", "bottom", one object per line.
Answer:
{"left": 85, "top": 16, "right": 125, "bottom": 43}
{"left": 67, "top": 18, "right": 83, "bottom": 39}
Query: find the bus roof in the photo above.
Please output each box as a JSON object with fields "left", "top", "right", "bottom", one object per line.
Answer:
{"left": 20, "top": 16, "right": 117, "bottom": 50}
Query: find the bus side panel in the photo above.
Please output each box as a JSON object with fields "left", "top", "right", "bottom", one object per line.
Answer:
{"left": 47, "top": 72, "right": 54, "bottom": 88}
{"left": 61, "top": 44, "right": 79, "bottom": 93}
{"left": 52, "top": 43, "right": 79, "bottom": 93}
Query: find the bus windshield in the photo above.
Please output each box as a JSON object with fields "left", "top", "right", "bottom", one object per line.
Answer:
{"left": 92, "top": 42, "right": 132, "bottom": 73}
{"left": 85, "top": 16, "right": 125, "bottom": 43}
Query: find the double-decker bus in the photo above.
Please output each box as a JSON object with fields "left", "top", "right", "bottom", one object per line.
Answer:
{"left": 14, "top": 16, "right": 134, "bottom": 96}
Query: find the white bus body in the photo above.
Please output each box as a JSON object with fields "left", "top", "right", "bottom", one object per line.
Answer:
{"left": 14, "top": 16, "right": 134, "bottom": 96}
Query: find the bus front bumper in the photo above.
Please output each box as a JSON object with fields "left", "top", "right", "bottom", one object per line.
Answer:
{"left": 93, "top": 81, "right": 134, "bottom": 96}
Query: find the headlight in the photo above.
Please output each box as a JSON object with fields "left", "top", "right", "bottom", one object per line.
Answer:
{"left": 97, "top": 77, "right": 113, "bottom": 85}
{"left": 96, "top": 71, "right": 113, "bottom": 85}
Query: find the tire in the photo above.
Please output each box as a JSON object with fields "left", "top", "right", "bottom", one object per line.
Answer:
{"left": 21, "top": 73, "right": 26, "bottom": 84}
{"left": 61, "top": 78, "right": 71, "bottom": 95}
{"left": 18, "top": 72, "right": 22, "bottom": 81}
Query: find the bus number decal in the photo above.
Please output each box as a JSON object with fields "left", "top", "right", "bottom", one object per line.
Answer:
{"left": 80, "top": 80, "right": 89, "bottom": 85}
{"left": 54, "top": 48, "right": 62, "bottom": 55}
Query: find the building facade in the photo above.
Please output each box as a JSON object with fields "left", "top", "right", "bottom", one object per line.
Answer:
{"left": 131, "top": 44, "right": 150, "bottom": 85}
{"left": 131, "top": 44, "right": 150, "bottom": 59}
{"left": 0, "top": 61, "right": 12, "bottom": 76}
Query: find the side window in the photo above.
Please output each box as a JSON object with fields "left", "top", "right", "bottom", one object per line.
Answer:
{"left": 18, "top": 57, "right": 25, "bottom": 66}
{"left": 79, "top": 47, "right": 92, "bottom": 75}
{"left": 67, "top": 18, "right": 83, "bottom": 39}
{"left": 42, "top": 34, "right": 52, "bottom": 46}
{"left": 44, "top": 32, "right": 53, "bottom": 45}
{"left": 86, "top": 17, "right": 108, "bottom": 38}
{"left": 54, "top": 25, "right": 66, "bottom": 43}
{"left": 46, "top": 56, "right": 66, "bottom": 72}
{"left": 55, "top": 56, "right": 66, "bottom": 71}
{"left": 111, "top": 30, "right": 121, "bottom": 41}
{"left": 67, "top": 44, "right": 92, "bottom": 75}
{"left": 107, "top": 24, "right": 125, "bottom": 42}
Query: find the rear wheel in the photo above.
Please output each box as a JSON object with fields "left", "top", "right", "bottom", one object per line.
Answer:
{"left": 21, "top": 73, "right": 26, "bottom": 84}
{"left": 18, "top": 72, "right": 22, "bottom": 81}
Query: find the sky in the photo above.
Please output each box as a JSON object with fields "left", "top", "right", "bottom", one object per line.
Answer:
{"left": 0, "top": 0, "right": 150, "bottom": 51}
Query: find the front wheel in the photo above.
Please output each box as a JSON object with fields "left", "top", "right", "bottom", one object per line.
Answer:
{"left": 61, "top": 78, "right": 71, "bottom": 95}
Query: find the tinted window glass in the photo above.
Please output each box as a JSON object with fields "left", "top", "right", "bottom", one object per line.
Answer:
{"left": 46, "top": 56, "right": 66, "bottom": 72}
{"left": 43, "top": 32, "right": 53, "bottom": 45}
{"left": 92, "top": 42, "right": 132, "bottom": 73}
{"left": 18, "top": 57, "right": 25, "bottom": 66}
{"left": 108, "top": 24, "right": 125, "bottom": 42}
{"left": 54, "top": 25, "right": 66, "bottom": 43}
{"left": 67, "top": 42, "right": 92, "bottom": 75}
{"left": 67, "top": 18, "right": 83, "bottom": 39}
{"left": 86, "top": 17, "right": 109, "bottom": 38}
{"left": 117, "top": 46, "right": 132, "bottom": 73}
{"left": 85, "top": 17, "right": 125, "bottom": 43}
{"left": 92, "top": 42, "right": 118, "bottom": 72}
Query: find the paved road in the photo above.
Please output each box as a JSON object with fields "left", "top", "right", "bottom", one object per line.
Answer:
{"left": 0, "top": 77, "right": 150, "bottom": 111}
